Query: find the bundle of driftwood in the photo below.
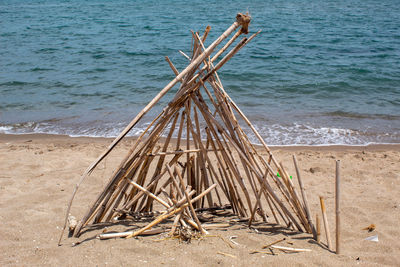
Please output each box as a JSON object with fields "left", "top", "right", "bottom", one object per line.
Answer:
{"left": 59, "top": 13, "right": 318, "bottom": 244}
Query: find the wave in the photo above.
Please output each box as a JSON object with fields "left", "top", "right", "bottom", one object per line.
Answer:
{"left": 1, "top": 120, "right": 399, "bottom": 146}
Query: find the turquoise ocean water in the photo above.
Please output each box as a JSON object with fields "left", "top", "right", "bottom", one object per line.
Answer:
{"left": 1, "top": 0, "right": 399, "bottom": 145}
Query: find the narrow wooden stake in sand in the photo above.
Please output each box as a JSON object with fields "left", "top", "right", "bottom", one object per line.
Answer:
{"left": 293, "top": 155, "right": 316, "bottom": 238}
{"left": 316, "top": 214, "right": 321, "bottom": 243}
{"left": 319, "top": 196, "right": 333, "bottom": 251}
{"left": 335, "top": 160, "right": 341, "bottom": 254}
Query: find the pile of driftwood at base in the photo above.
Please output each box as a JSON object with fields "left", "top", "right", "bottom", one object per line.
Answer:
{"left": 59, "top": 13, "right": 341, "bottom": 251}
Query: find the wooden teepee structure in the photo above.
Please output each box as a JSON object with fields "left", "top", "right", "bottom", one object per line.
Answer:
{"left": 60, "top": 13, "right": 316, "bottom": 243}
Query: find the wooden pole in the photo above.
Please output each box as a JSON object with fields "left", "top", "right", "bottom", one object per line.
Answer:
{"left": 129, "top": 180, "right": 170, "bottom": 209}
{"left": 248, "top": 186, "right": 264, "bottom": 227}
{"left": 335, "top": 160, "right": 341, "bottom": 254}
{"left": 319, "top": 196, "right": 333, "bottom": 251}
{"left": 176, "top": 111, "right": 185, "bottom": 150}
{"left": 279, "top": 163, "right": 309, "bottom": 231}
{"left": 316, "top": 214, "right": 321, "bottom": 243}
{"left": 192, "top": 106, "right": 213, "bottom": 207}
{"left": 165, "top": 56, "right": 181, "bottom": 80}
{"left": 293, "top": 155, "right": 316, "bottom": 238}
{"left": 270, "top": 245, "right": 311, "bottom": 252}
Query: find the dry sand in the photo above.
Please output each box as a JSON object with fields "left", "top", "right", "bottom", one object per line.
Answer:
{"left": 0, "top": 133, "right": 399, "bottom": 266}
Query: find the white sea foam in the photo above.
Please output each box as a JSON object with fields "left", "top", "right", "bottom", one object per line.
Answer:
{"left": 1, "top": 120, "right": 398, "bottom": 146}
{"left": 0, "top": 125, "right": 13, "bottom": 133}
{"left": 245, "top": 123, "right": 396, "bottom": 146}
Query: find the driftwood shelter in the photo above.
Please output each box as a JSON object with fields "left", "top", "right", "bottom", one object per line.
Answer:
{"left": 59, "top": 13, "right": 317, "bottom": 244}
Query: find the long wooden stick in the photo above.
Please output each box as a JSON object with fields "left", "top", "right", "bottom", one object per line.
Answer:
{"left": 279, "top": 163, "right": 309, "bottom": 231}
{"left": 316, "top": 214, "right": 321, "bottom": 243}
{"left": 293, "top": 155, "right": 316, "bottom": 238}
{"left": 262, "top": 238, "right": 286, "bottom": 249}
{"left": 98, "top": 228, "right": 165, "bottom": 239}
{"left": 320, "top": 196, "right": 333, "bottom": 251}
{"left": 193, "top": 105, "right": 215, "bottom": 207}
{"left": 248, "top": 181, "right": 265, "bottom": 227}
{"left": 335, "top": 160, "right": 341, "bottom": 254}
{"left": 185, "top": 100, "right": 192, "bottom": 196}
{"left": 165, "top": 56, "right": 181, "bottom": 80}
{"left": 270, "top": 245, "right": 311, "bottom": 252}
{"left": 206, "top": 166, "right": 223, "bottom": 206}
{"left": 129, "top": 180, "right": 170, "bottom": 209}
{"left": 265, "top": 192, "right": 280, "bottom": 225}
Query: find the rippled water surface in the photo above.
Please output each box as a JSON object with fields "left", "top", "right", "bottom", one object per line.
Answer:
{"left": 1, "top": 0, "right": 399, "bottom": 145}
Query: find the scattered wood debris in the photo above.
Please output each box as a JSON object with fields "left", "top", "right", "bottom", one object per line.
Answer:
{"left": 262, "top": 238, "right": 286, "bottom": 249}
{"left": 217, "top": 251, "right": 237, "bottom": 258}
{"left": 270, "top": 245, "right": 311, "bottom": 253}
{"left": 362, "top": 224, "right": 376, "bottom": 232}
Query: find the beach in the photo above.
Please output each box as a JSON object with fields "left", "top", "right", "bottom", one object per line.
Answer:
{"left": 1, "top": 133, "right": 399, "bottom": 266}
{"left": 1, "top": 1, "right": 399, "bottom": 266}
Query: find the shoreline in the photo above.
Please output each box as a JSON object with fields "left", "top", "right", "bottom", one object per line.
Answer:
{"left": 2, "top": 132, "right": 399, "bottom": 152}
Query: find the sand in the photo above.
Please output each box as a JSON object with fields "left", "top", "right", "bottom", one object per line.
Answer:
{"left": 0, "top": 133, "right": 399, "bottom": 266}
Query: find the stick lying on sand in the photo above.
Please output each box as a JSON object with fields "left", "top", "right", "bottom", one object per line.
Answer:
{"left": 217, "top": 251, "right": 237, "bottom": 258}
{"left": 270, "top": 245, "right": 311, "bottom": 252}
{"left": 262, "top": 238, "right": 286, "bottom": 249}
{"left": 98, "top": 229, "right": 166, "bottom": 240}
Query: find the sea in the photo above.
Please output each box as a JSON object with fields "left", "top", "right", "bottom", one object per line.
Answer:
{"left": 1, "top": 0, "right": 399, "bottom": 145}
